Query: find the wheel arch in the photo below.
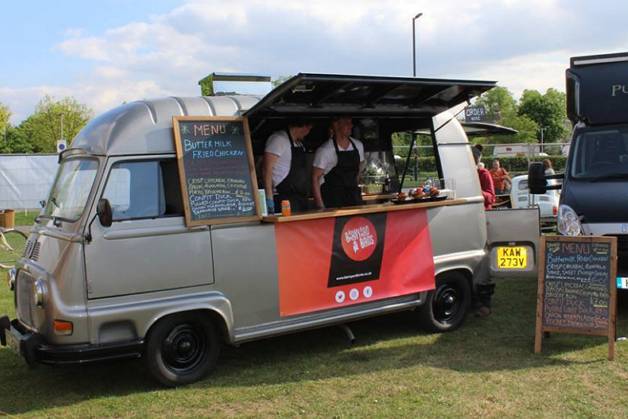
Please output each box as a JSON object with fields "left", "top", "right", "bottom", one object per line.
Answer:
{"left": 144, "top": 308, "right": 232, "bottom": 347}
{"left": 435, "top": 267, "right": 474, "bottom": 289}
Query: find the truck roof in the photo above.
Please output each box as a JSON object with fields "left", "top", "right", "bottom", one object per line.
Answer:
{"left": 71, "top": 95, "right": 261, "bottom": 156}
{"left": 566, "top": 51, "right": 628, "bottom": 125}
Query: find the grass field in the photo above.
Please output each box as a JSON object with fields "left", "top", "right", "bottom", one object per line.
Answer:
{"left": 0, "top": 230, "right": 626, "bottom": 417}
{"left": 13, "top": 211, "right": 39, "bottom": 228}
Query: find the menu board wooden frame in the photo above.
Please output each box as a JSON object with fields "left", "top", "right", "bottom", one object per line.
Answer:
{"left": 172, "top": 115, "right": 260, "bottom": 226}
{"left": 534, "top": 235, "right": 617, "bottom": 360}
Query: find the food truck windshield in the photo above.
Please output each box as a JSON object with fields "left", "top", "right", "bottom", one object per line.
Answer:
{"left": 41, "top": 157, "right": 99, "bottom": 222}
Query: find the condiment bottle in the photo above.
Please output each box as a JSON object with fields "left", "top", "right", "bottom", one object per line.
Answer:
{"left": 281, "top": 200, "right": 291, "bottom": 216}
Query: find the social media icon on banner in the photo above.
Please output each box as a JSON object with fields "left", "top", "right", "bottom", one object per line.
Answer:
{"left": 363, "top": 286, "right": 373, "bottom": 298}
{"left": 335, "top": 291, "right": 346, "bottom": 303}
{"left": 349, "top": 288, "right": 359, "bottom": 301}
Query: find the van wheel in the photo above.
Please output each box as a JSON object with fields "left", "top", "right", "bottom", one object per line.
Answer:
{"left": 417, "top": 272, "right": 470, "bottom": 333}
{"left": 145, "top": 313, "right": 220, "bottom": 387}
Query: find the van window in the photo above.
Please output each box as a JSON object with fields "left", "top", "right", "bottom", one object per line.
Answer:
{"left": 393, "top": 132, "right": 440, "bottom": 188}
{"left": 103, "top": 160, "right": 183, "bottom": 221}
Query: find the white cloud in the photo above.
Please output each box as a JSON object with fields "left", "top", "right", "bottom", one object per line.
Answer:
{"left": 5, "top": 0, "right": 628, "bottom": 124}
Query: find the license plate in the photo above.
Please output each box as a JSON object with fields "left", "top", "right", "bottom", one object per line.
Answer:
{"left": 497, "top": 246, "right": 527, "bottom": 269}
{"left": 618, "top": 277, "right": 628, "bottom": 289}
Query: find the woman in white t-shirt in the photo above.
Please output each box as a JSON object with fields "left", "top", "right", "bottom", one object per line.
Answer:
{"left": 312, "top": 117, "right": 365, "bottom": 209}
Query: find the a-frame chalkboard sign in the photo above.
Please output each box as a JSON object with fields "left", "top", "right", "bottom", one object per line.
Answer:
{"left": 172, "top": 116, "right": 260, "bottom": 226}
{"left": 534, "top": 235, "right": 617, "bottom": 360}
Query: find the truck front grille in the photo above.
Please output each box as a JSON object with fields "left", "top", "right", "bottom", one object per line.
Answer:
{"left": 22, "top": 238, "right": 41, "bottom": 261}
{"left": 31, "top": 242, "right": 41, "bottom": 261}
{"left": 23, "top": 238, "right": 35, "bottom": 257}
{"left": 16, "top": 270, "right": 35, "bottom": 327}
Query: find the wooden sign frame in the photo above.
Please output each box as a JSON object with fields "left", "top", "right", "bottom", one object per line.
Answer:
{"left": 172, "top": 115, "right": 261, "bottom": 226}
{"left": 534, "top": 235, "right": 617, "bottom": 360}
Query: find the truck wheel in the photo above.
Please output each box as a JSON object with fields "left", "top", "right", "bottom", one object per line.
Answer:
{"left": 417, "top": 272, "right": 470, "bottom": 333}
{"left": 145, "top": 313, "right": 220, "bottom": 387}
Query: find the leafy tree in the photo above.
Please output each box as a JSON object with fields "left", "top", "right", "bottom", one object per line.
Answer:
{"left": 474, "top": 86, "right": 517, "bottom": 121}
{"left": 518, "top": 88, "right": 568, "bottom": 143}
{"left": 473, "top": 86, "right": 539, "bottom": 144}
{"left": 499, "top": 113, "right": 539, "bottom": 143}
{"left": 272, "top": 75, "right": 292, "bottom": 87}
{"left": 17, "top": 96, "right": 92, "bottom": 153}
{"left": 0, "top": 126, "right": 33, "bottom": 153}
{"left": 0, "top": 102, "right": 10, "bottom": 136}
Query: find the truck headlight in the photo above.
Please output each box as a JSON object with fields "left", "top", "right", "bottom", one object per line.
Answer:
{"left": 33, "top": 279, "right": 46, "bottom": 308}
{"left": 557, "top": 204, "right": 581, "bottom": 236}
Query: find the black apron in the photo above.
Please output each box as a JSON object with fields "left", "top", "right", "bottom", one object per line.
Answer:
{"left": 321, "top": 138, "right": 363, "bottom": 208}
{"left": 274, "top": 131, "right": 309, "bottom": 212}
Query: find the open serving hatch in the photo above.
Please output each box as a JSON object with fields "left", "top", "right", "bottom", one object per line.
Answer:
{"left": 245, "top": 73, "right": 496, "bottom": 119}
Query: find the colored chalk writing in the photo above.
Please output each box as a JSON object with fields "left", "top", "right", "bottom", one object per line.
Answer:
{"left": 173, "top": 117, "right": 259, "bottom": 225}
{"left": 535, "top": 235, "right": 617, "bottom": 360}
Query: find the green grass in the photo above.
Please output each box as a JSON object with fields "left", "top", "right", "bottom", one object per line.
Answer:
{"left": 1, "top": 273, "right": 627, "bottom": 417}
{"left": 14, "top": 211, "right": 39, "bottom": 227}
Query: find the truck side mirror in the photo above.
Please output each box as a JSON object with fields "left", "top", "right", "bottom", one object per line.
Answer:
{"left": 528, "top": 162, "right": 547, "bottom": 194}
{"left": 96, "top": 198, "right": 113, "bottom": 227}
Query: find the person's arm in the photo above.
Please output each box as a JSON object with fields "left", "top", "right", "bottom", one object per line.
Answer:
{"left": 263, "top": 152, "right": 279, "bottom": 212}
{"left": 479, "top": 170, "right": 496, "bottom": 207}
{"left": 312, "top": 167, "right": 326, "bottom": 209}
{"left": 357, "top": 140, "right": 365, "bottom": 184}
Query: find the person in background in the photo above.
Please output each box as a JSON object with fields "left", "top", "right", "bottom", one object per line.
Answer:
{"left": 263, "top": 119, "right": 313, "bottom": 213}
{"left": 312, "top": 117, "right": 365, "bottom": 209}
{"left": 473, "top": 145, "right": 495, "bottom": 210}
{"left": 490, "top": 159, "right": 511, "bottom": 195}
{"left": 543, "top": 159, "right": 555, "bottom": 176}
{"left": 472, "top": 144, "right": 495, "bottom": 317}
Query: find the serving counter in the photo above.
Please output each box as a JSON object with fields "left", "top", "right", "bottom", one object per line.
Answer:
{"left": 262, "top": 197, "right": 471, "bottom": 223}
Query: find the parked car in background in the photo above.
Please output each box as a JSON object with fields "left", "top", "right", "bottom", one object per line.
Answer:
{"left": 493, "top": 144, "right": 548, "bottom": 159}
{"left": 510, "top": 174, "right": 558, "bottom": 224}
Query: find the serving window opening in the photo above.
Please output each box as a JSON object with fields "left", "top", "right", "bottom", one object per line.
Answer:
{"left": 250, "top": 116, "right": 442, "bottom": 211}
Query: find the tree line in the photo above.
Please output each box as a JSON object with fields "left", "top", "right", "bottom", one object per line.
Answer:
{"left": 473, "top": 86, "right": 569, "bottom": 145}
{"left": 0, "top": 96, "right": 92, "bottom": 153}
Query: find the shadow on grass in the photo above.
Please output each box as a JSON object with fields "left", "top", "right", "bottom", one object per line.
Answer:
{"left": 0, "top": 278, "right": 626, "bottom": 415}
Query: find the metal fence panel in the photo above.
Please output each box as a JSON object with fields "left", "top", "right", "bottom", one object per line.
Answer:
{"left": 0, "top": 154, "right": 58, "bottom": 210}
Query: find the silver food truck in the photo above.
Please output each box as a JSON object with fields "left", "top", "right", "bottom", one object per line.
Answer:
{"left": 1, "top": 74, "right": 540, "bottom": 386}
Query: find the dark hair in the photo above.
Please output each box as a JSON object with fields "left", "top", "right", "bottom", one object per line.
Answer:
{"left": 288, "top": 117, "right": 312, "bottom": 128}
{"left": 472, "top": 144, "right": 482, "bottom": 164}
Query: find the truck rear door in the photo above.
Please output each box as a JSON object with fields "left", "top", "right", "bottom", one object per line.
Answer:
{"left": 486, "top": 208, "right": 540, "bottom": 278}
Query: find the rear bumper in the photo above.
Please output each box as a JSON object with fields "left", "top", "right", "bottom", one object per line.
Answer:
{"left": 0, "top": 315, "right": 143, "bottom": 365}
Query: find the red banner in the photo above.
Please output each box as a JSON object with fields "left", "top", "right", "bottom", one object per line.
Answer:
{"left": 275, "top": 209, "right": 435, "bottom": 317}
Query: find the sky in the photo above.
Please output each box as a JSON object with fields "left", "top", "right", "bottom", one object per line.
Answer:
{"left": 2, "top": 0, "right": 628, "bottom": 124}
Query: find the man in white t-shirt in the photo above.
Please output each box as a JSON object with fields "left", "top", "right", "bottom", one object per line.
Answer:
{"left": 263, "top": 119, "right": 313, "bottom": 213}
{"left": 312, "top": 117, "right": 365, "bottom": 209}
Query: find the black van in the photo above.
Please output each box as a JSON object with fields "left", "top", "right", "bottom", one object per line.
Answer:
{"left": 530, "top": 52, "right": 628, "bottom": 290}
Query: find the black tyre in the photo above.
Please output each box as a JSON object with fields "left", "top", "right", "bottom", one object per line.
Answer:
{"left": 145, "top": 313, "right": 220, "bottom": 387}
{"left": 417, "top": 272, "right": 471, "bottom": 333}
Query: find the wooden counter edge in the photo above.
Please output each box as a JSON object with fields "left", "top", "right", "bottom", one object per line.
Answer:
{"left": 262, "top": 198, "right": 473, "bottom": 223}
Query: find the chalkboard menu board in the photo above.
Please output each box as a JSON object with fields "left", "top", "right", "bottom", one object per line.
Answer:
{"left": 535, "top": 235, "right": 617, "bottom": 360}
{"left": 173, "top": 116, "right": 260, "bottom": 226}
